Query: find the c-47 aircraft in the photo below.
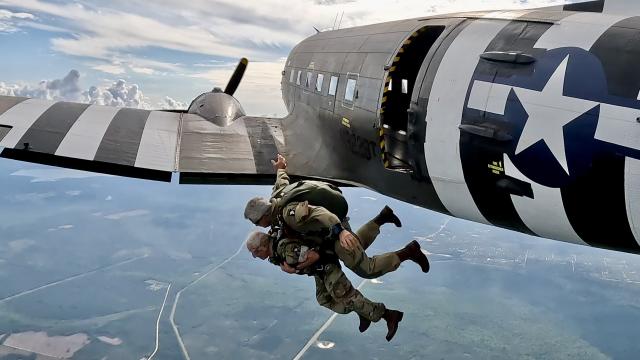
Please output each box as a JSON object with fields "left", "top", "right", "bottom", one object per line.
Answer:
{"left": 1, "top": 0, "right": 639, "bottom": 254}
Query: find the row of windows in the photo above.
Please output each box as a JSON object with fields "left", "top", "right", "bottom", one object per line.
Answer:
{"left": 287, "top": 69, "right": 357, "bottom": 102}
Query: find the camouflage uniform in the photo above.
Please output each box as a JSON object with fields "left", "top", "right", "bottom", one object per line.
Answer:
{"left": 272, "top": 237, "right": 387, "bottom": 322}
{"left": 270, "top": 169, "right": 401, "bottom": 279}
{"left": 335, "top": 220, "right": 401, "bottom": 279}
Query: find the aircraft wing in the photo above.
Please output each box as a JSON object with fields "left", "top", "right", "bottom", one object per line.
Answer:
{"left": 0, "top": 96, "right": 283, "bottom": 184}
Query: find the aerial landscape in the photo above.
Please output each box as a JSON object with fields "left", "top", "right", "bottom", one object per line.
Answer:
{"left": 1, "top": 158, "right": 640, "bottom": 359}
{"left": 2, "top": 0, "right": 640, "bottom": 359}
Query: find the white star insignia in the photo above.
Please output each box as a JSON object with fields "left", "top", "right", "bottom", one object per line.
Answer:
{"left": 513, "top": 55, "right": 598, "bottom": 175}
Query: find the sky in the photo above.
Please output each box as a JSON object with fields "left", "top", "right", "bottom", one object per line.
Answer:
{"left": 0, "top": 0, "right": 579, "bottom": 116}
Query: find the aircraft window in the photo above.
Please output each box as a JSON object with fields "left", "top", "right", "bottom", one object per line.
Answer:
{"left": 402, "top": 79, "right": 408, "bottom": 94}
{"left": 296, "top": 70, "right": 302, "bottom": 85}
{"left": 345, "top": 78, "right": 357, "bottom": 102}
{"left": 289, "top": 69, "right": 295, "bottom": 83}
{"left": 328, "top": 76, "right": 338, "bottom": 96}
{"left": 306, "top": 72, "right": 313, "bottom": 88}
{"left": 316, "top": 74, "right": 324, "bottom": 92}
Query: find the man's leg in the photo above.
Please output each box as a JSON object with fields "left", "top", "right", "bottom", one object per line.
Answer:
{"left": 356, "top": 206, "right": 402, "bottom": 249}
{"left": 315, "top": 275, "right": 349, "bottom": 314}
{"left": 335, "top": 241, "right": 401, "bottom": 279}
{"left": 322, "top": 264, "right": 403, "bottom": 341}
{"left": 354, "top": 221, "right": 379, "bottom": 250}
{"left": 322, "top": 264, "right": 386, "bottom": 322}
{"left": 334, "top": 207, "right": 402, "bottom": 279}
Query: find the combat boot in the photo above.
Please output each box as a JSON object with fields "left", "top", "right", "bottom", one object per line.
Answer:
{"left": 382, "top": 309, "right": 403, "bottom": 341}
{"left": 373, "top": 205, "right": 402, "bottom": 227}
{"left": 396, "top": 240, "right": 430, "bottom": 273}
{"left": 358, "top": 314, "right": 371, "bottom": 333}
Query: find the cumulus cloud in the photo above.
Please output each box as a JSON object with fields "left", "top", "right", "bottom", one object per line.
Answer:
{"left": 0, "top": 70, "right": 82, "bottom": 101}
{"left": 86, "top": 79, "right": 147, "bottom": 108}
{"left": 158, "top": 96, "right": 187, "bottom": 110}
{"left": 0, "top": 70, "right": 154, "bottom": 108}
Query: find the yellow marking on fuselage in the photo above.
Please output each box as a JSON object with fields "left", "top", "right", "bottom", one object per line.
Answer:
{"left": 488, "top": 161, "right": 504, "bottom": 174}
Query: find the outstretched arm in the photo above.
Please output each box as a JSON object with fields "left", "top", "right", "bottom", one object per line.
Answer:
{"left": 271, "top": 154, "right": 290, "bottom": 196}
{"left": 272, "top": 154, "right": 287, "bottom": 171}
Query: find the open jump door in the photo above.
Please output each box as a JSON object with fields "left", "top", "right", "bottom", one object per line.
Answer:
{"left": 379, "top": 25, "right": 445, "bottom": 172}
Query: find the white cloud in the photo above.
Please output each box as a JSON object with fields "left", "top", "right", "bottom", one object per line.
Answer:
{"left": 112, "top": 247, "right": 151, "bottom": 259}
{"left": 0, "top": 0, "right": 278, "bottom": 63}
{"left": 0, "top": 83, "right": 16, "bottom": 96}
{"left": 48, "top": 224, "right": 74, "bottom": 231}
{"left": 0, "top": 70, "right": 83, "bottom": 102}
{"left": 91, "top": 59, "right": 179, "bottom": 76}
{"left": 92, "top": 64, "right": 126, "bottom": 75}
{"left": 86, "top": 79, "right": 148, "bottom": 108}
{"left": 0, "top": 70, "right": 153, "bottom": 108}
{"left": 104, "top": 209, "right": 150, "bottom": 220}
{"left": 360, "top": 196, "right": 377, "bottom": 201}
{"left": 0, "top": 0, "right": 580, "bottom": 116}
{"left": 158, "top": 96, "right": 187, "bottom": 110}
{"left": 0, "top": 9, "right": 34, "bottom": 33}
{"left": 65, "top": 190, "right": 82, "bottom": 196}
{"left": 13, "top": 192, "right": 56, "bottom": 202}
{"left": 11, "top": 168, "right": 111, "bottom": 182}
{"left": 2, "top": 0, "right": 571, "bottom": 66}
{"left": 130, "top": 66, "right": 154, "bottom": 75}
{"left": 0, "top": 0, "right": 580, "bottom": 67}
{"left": 8, "top": 239, "right": 35, "bottom": 253}
{"left": 0, "top": 9, "right": 33, "bottom": 20}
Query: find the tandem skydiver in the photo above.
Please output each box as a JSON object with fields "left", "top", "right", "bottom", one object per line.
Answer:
{"left": 246, "top": 230, "right": 405, "bottom": 341}
{"left": 243, "top": 154, "right": 430, "bottom": 279}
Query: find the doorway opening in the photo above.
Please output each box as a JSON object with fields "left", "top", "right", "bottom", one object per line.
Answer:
{"left": 380, "top": 25, "right": 445, "bottom": 172}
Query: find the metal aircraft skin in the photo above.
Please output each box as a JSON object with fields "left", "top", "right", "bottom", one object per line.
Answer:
{"left": 0, "top": 0, "right": 639, "bottom": 254}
